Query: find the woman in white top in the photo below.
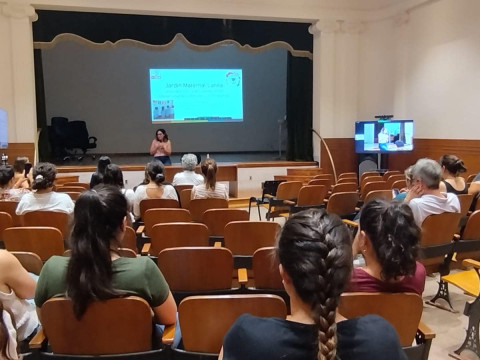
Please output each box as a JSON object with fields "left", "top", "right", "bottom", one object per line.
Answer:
{"left": 172, "top": 153, "right": 203, "bottom": 186}
{"left": 191, "top": 158, "right": 228, "bottom": 200}
{"left": 16, "top": 163, "right": 74, "bottom": 215}
{"left": 133, "top": 160, "right": 178, "bottom": 219}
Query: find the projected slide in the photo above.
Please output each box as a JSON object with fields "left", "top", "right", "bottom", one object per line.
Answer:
{"left": 0, "top": 109, "right": 7, "bottom": 148}
{"left": 149, "top": 69, "right": 243, "bottom": 124}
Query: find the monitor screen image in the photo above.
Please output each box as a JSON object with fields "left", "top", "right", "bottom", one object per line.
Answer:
{"left": 354, "top": 119, "right": 414, "bottom": 154}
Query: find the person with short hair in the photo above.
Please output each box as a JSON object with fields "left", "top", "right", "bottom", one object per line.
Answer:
{"left": 191, "top": 158, "right": 228, "bottom": 200}
{"left": 0, "top": 165, "right": 30, "bottom": 201}
{"left": 133, "top": 160, "right": 178, "bottom": 219}
{"left": 172, "top": 154, "right": 203, "bottom": 186}
{"left": 35, "top": 186, "right": 177, "bottom": 344}
{"left": 404, "top": 158, "right": 460, "bottom": 226}
{"left": 220, "top": 209, "right": 406, "bottom": 360}
{"left": 439, "top": 154, "right": 468, "bottom": 195}
{"left": 15, "top": 162, "right": 74, "bottom": 215}
{"left": 348, "top": 199, "right": 426, "bottom": 295}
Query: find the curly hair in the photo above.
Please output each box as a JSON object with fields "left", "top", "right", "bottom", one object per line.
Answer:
{"left": 32, "top": 162, "right": 57, "bottom": 190}
{"left": 440, "top": 154, "right": 467, "bottom": 176}
{"left": 359, "top": 198, "right": 420, "bottom": 281}
{"left": 277, "top": 209, "right": 352, "bottom": 360}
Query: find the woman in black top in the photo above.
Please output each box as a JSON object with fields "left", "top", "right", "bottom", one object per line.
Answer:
{"left": 439, "top": 154, "right": 468, "bottom": 195}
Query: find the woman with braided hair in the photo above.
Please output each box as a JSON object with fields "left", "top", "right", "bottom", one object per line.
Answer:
{"left": 348, "top": 199, "right": 426, "bottom": 295}
{"left": 219, "top": 209, "right": 406, "bottom": 360}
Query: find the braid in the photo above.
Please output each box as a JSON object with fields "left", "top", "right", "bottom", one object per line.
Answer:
{"left": 278, "top": 209, "right": 353, "bottom": 360}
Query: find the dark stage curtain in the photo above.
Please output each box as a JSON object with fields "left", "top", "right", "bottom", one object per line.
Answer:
{"left": 286, "top": 53, "right": 313, "bottom": 161}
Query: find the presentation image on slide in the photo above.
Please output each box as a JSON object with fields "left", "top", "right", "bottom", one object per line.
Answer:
{"left": 0, "top": 109, "right": 7, "bottom": 148}
{"left": 355, "top": 120, "right": 414, "bottom": 153}
{"left": 149, "top": 69, "right": 243, "bottom": 124}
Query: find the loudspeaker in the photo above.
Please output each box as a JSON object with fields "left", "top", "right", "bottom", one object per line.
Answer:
{"left": 358, "top": 154, "right": 379, "bottom": 177}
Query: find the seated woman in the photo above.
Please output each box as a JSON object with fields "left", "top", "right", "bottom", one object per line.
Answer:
{"left": 89, "top": 156, "right": 111, "bottom": 189}
{"left": 103, "top": 164, "right": 135, "bottom": 215}
{"left": 35, "top": 186, "right": 177, "bottom": 341}
{"left": 220, "top": 209, "right": 406, "bottom": 360}
{"left": 0, "top": 165, "right": 30, "bottom": 201}
{"left": 348, "top": 199, "right": 426, "bottom": 295}
{"left": 191, "top": 158, "right": 228, "bottom": 200}
{"left": 0, "top": 250, "right": 39, "bottom": 351}
{"left": 12, "top": 157, "right": 30, "bottom": 189}
{"left": 172, "top": 153, "right": 203, "bottom": 186}
{"left": 439, "top": 154, "right": 468, "bottom": 195}
{"left": 133, "top": 160, "right": 178, "bottom": 219}
{"left": 15, "top": 163, "right": 74, "bottom": 215}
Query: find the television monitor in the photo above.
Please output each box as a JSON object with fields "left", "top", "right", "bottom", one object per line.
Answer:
{"left": 354, "top": 119, "right": 414, "bottom": 154}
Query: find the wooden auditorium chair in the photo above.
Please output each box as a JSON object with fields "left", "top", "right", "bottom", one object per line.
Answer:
{"left": 337, "top": 172, "right": 357, "bottom": 180}
{"left": 360, "top": 171, "right": 380, "bottom": 184}
{"left": 286, "top": 185, "right": 327, "bottom": 216}
{"left": 391, "top": 179, "right": 407, "bottom": 190}
{"left": 0, "top": 211, "right": 13, "bottom": 243}
{"left": 359, "top": 181, "right": 388, "bottom": 202}
{"left": 336, "top": 177, "right": 358, "bottom": 186}
{"left": 201, "top": 208, "right": 249, "bottom": 244}
{"left": 264, "top": 181, "right": 302, "bottom": 221}
{"left": 363, "top": 189, "right": 393, "bottom": 203}
{"left": 307, "top": 178, "right": 332, "bottom": 189}
{"left": 386, "top": 174, "right": 407, "bottom": 189}
{"left": 360, "top": 176, "right": 383, "bottom": 190}
{"left": 120, "top": 226, "right": 138, "bottom": 253}
{"left": 179, "top": 189, "right": 192, "bottom": 210}
{"left": 188, "top": 198, "right": 228, "bottom": 222}
{"left": 137, "top": 208, "right": 192, "bottom": 237}
{"left": 55, "top": 186, "right": 87, "bottom": 193}
{"left": 0, "top": 201, "right": 22, "bottom": 226}
{"left": 139, "top": 198, "right": 180, "bottom": 221}
{"left": 382, "top": 170, "right": 402, "bottom": 181}
{"left": 21, "top": 211, "right": 71, "bottom": 239}
{"left": 326, "top": 192, "right": 359, "bottom": 220}
{"left": 330, "top": 182, "right": 357, "bottom": 194}
{"left": 11, "top": 251, "right": 43, "bottom": 275}
{"left": 172, "top": 294, "right": 287, "bottom": 359}
{"left": 63, "top": 182, "right": 89, "bottom": 189}
{"left": 248, "top": 180, "right": 285, "bottom": 220}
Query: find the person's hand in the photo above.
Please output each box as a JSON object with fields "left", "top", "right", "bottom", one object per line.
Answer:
{"left": 404, "top": 184, "right": 423, "bottom": 203}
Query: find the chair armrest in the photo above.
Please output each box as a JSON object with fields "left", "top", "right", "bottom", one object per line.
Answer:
{"left": 238, "top": 268, "right": 248, "bottom": 285}
{"left": 264, "top": 194, "right": 274, "bottom": 198}
{"left": 463, "top": 259, "right": 480, "bottom": 269}
{"left": 141, "top": 243, "right": 151, "bottom": 255}
{"left": 417, "top": 321, "right": 436, "bottom": 340}
{"left": 342, "top": 219, "right": 358, "bottom": 228}
{"left": 29, "top": 327, "right": 46, "bottom": 349}
{"left": 136, "top": 225, "right": 145, "bottom": 234}
{"left": 453, "top": 233, "right": 460, "bottom": 240}
{"left": 214, "top": 242, "right": 222, "bottom": 248}
{"left": 162, "top": 323, "right": 176, "bottom": 346}
{"left": 283, "top": 200, "right": 295, "bottom": 206}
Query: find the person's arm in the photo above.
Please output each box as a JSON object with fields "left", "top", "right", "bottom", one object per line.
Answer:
{"left": 469, "top": 182, "right": 480, "bottom": 195}
{"left": 218, "top": 347, "right": 224, "bottom": 360}
{"left": 439, "top": 181, "right": 447, "bottom": 193}
{"left": 150, "top": 140, "right": 158, "bottom": 156}
{"left": 152, "top": 292, "right": 177, "bottom": 325}
{"left": 2, "top": 251, "right": 36, "bottom": 299}
{"left": 164, "top": 140, "right": 172, "bottom": 156}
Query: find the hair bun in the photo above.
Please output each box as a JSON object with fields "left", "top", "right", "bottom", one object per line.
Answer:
{"left": 155, "top": 173, "right": 164, "bottom": 181}
{"left": 35, "top": 174, "right": 44, "bottom": 180}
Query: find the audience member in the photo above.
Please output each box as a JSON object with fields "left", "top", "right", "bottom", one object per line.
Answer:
{"left": 404, "top": 158, "right": 460, "bottom": 226}
{"left": 0, "top": 250, "right": 39, "bottom": 351}
{"left": 103, "top": 164, "right": 134, "bottom": 215}
{"left": 0, "top": 166, "right": 30, "bottom": 201}
{"left": 89, "top": 156, "right": 111, "bottom": 189}
{"left": 220, "top": 209, "right": 406, "bottom": 360}
{"left": 12, "top": 157, "right": 30, "bottom": 189}
{"left": 35, "top": 186, "right": 177, "bottom": 340}
{"left": 393, "top": 165, "right": 413, "bottom": 202}
{"left": 439, "top": 155, "right": 468, "bottom": 195}
{"left": 172, "top": 153, "right": 203, "bottom": 186}
{"left": 133, "top": 160, "right": 178, "bottom": 218}
{"left": 191, "top": 158, "right": 228, "bottom": 200}
{"left": 16, "top": 163, "right": 74, "bottom": 215}
{"left": 348, "top": 199, "right": 425, "bottom": 295}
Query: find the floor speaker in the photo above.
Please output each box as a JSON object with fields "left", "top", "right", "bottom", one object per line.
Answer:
{"left": 358, "top": 154, "right": 379, "bottom": 177}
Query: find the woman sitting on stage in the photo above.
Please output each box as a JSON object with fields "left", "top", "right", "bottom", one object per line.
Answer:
{"left": 191, "top": 158, "right": 228, "bottom": 200}
{"left": 347, "top": 199, "right": 425, "bottom": 295}
{"left": 133, "top": 160, "right": 178, "bottom": 219}
{"left": 220, "top": 209, "right": 406, "bottom": 360}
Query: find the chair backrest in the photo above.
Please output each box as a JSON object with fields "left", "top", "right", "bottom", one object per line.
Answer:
{"left": 3, "top": 226, "right": 65, "bottom": 261}
{"left": 338, "top": 292, "right": 423, "bottom": 347}
{"left": 64, "top": 192, "right": 81, "bottom": 201}
{"left": 144, "top": 208, "right": 192, "bottom": 237}
{"left": 56, "top": 186, "right": 86, "bottom": 193}
{"left": 188, "top": 198, "right": 229, "bottom": 222}
{"left": 312, "top": 174, "right": 334, "bottom": 182}
{"left": 180, "top": 188, "right": 192, "bottom": 209}
{"left": 139, "top": 198, "right": 179, "bottom": 220}
{"left": 150, "top": 222, "right": 209, "bottom": 256}
{"left": 0, "top": 211, "right": 13, "bottom": 240}
{"left": 336, "top": 177, "right": 358, "bottom": 186}
{"left": 63, "top": 182, "right": 89, "bottom": 189}
{"left": 178, "top": 294, "right": 287, "bottom": 354}
{"left": 382, "top": 170, "right": 402, "bottom": 181}
{"left": 360, "top": 171, "right": 380, "bottom": 183}
{"left": 260, "top": 180, "right": 285, "bottom": 199}
{"left": 454, "top": 210, "right": 480, "bottom": 262}
{"left": 458, "top": 194, "right": 474, "bottom": 217}
{"left": 201, "top": 208, "right": 249, "bottom": 236}
{"left": 275, "top": 181, "right": 303, "bottom": 200}
{"left": 386, "top": 175, "right": 407, "bottom": 189}
{"left": 364, "top": 189, "right": 393, "bottom": 203}
{"left": 360, "top": 181, "right": 388, "bottom": 200}
{"left": 252, "top": 247, "right": 283, "bottom": 289}
{"left": 174, "top": 184, "right": 194, "bottom": 194}
{"left": 391, "top": 179, "right": 407, "bottom": 190}
{"left": 360, "top": 175, "right": 382, "bottom": 190}
{"left": 158, "top": 247, "right": 234, "bottom": 291}
{"left": 41, "top": 296, "right": 152, "bottom": 355}
{"left": 326, "top": 192, "right": 359, "bottom": 217}
{"left": 338, "top": 172, "right": 357, "bottom": 180}
{"left": 307, "top": 179, "right": 331, "bottom": 189}
{"left": 118, "top": 248, "right": 137, "bottom": 258}
{"left": 120, "top": 226, "right": 137, "bottom": 253}
{"left": 11, "top": 251, "right": 43, "bottom": 275}
{"left": 331, "top": 182, "right": 357, "bottom": 194}
{"left": 296, "top": 185, "right": 327, "bottom": 206}
{"left": 22, "top": 211, "right": 70, "bottom": 238}
{"left": 0, "top": 201, "right": 21, "bottom": 227}
{"left": 466, "top": 174, "right": 476, "bottom": 184}
{"left": 224, "top": 221, "right": 280, "bottom": 256}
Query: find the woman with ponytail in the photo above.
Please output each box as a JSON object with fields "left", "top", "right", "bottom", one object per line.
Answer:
{"left": 35, "top": 186, "right": 176, "bottom": 329}
{"left": 132, "top": 160, "right": 178, "bottom": 219}
{"left": 348, "top": 199, "right": 425, "bottom": 295}
{"left": 439, "top": 154, "right": 468, "bottom": 195}
{"left": 220, "top": 209, "right": 406, "bottom": 360}
{"left": 15, "top": 162, "right": 74, "bottom": 215}
{"left": 191, "top": 158, "right": 228, "bottom": 200}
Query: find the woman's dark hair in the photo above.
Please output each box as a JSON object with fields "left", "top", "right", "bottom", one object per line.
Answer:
{"left": 201, "top": 158, "right": 217, "bottom": 191}
{"left": 359, "top": 199, "right": 420, "bottom": 281}
{"left": 32, "top": 162, "right": 57, "bottom": 190}
{"left": 440, "top": 154, "right": 467, "bottom": 175}
{"left": 155, "top": 129, "right": 169, "bottom": 142}
{"left": 13, "top": 157, "right": 28, "bottom": 173}
{"left": 66, "top": 185, "right": 128, "bottom": 318}
{"left": 277, "top": 209, "right": 352, "bottom": 360}
{"left": 103, "top": 164, "right": 124, "bottom": 188}
{"left": 0, "top": 166, "right": 14, "bottom": 187}
{"left": 97, "top": 156, "right": 112, "bottom": 174}
{"left": 146, "top": 160, "right": 165, "bottom": 186}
